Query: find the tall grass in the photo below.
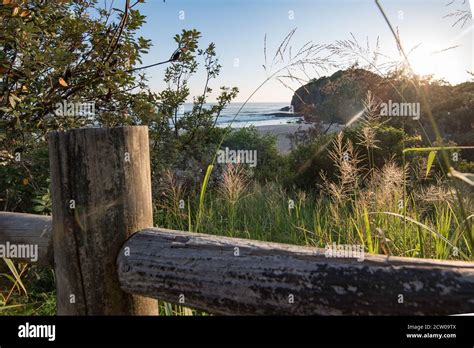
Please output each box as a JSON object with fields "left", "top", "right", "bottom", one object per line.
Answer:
{"left": 155, "top": 164, "right": 472, "bottom": 262}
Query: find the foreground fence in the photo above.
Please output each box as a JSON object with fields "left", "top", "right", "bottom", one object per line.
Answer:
{"left": 1, "top": 126, "right": 473, "bottom": 315}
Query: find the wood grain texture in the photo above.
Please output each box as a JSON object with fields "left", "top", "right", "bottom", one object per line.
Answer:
{"left": 48, "top": 126, "right": 157, "bottom": 315}
{"left": 0, "top": 212, "right": 53, "bottom": 266}
{"left": 117, "top": 228, "right": 474, "bottom": 315}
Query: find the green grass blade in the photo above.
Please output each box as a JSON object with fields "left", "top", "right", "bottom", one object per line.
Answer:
{"left": 2, "top": 258, "right": 27, "bottom": 295}
{"left": 403, "top": 146, "right": 474, "bottom": 153}
{"left": 363, "top": 207, "right": 374, "bottom": 253}
{"left": 196, "top": 164, "right": 214, "bottom": 231}
{"left": 425, "top": 151, "right": 437, "bottom": 178}
{"left": 200, "top": 165, "right": 213, "bottom": 209}
{"left": 368, "top": 211, "right": 460, "bottom": 251}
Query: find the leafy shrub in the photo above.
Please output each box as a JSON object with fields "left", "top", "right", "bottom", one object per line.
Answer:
{"left": 221, "top": 127, "right": 285, "bottom": 182}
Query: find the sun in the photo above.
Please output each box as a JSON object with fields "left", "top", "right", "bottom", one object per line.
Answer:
{"left": 407, "top": 43, "right": 460, "bottom": 83}
{"left": 406, "top": 20, "right": 473, "bottom": 84}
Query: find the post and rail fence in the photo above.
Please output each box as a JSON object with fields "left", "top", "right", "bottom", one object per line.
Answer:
{"left": 1, "top": 126, "right": 473, "bottom": 315}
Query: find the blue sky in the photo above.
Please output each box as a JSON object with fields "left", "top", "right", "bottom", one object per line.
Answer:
{"left": 124, "top": 0, "right": 473, "bottom": 102}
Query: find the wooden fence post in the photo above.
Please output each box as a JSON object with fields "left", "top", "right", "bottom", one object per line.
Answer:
{"left": 48, "top": 126, "right": 157, "bottom": 315}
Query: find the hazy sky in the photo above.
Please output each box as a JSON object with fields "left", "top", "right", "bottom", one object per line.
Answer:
{"left": 127, "top": 0, "right": 473, "bottom": 102}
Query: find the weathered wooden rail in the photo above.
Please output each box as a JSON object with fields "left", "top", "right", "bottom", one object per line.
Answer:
{"left": 1, "top": 126, "right": 473, "bottom": 315}
{"left": 0, "top": 212, "right": 52, "bottom": 266}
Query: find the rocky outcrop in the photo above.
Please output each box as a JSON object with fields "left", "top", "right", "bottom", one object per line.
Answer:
{"left": 290, "top": 68, "right": 384, "bottom": 124}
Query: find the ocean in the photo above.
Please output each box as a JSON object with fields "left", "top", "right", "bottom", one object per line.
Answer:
{"left": 181, "top": 102, "right": 303, "bottom": 128}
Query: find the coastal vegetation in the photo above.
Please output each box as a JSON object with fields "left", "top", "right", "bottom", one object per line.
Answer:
{"left": 1, "top": 0, "right": 472, "bottom": 316}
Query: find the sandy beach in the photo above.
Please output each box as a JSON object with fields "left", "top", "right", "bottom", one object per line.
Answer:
{"left": 255, "top": 123, "right": 312, "bottom": 153}
{"left": 255, "top": 123, "right": 343, "bottom": 153}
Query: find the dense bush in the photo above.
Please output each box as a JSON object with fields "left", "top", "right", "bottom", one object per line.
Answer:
{"left": 0, "top": 1, "right": 238, "bottom": 210}
{"left": 221, "top": 127, "right": 285, "bottom": 182}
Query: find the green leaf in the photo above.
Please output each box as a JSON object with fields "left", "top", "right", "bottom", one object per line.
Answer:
{"left": 196, "top": 164, "right": 213, "bottom": 231}
{"left": 425, "top": 151, "right": 437, "bottom": 178}
{"left": 363, "top": 206, "right": 374, "bottom": 253}
{"left": 199, "top": 164, "right": 213, "bottom": 211}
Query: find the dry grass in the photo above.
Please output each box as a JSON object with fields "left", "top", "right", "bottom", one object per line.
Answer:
{"left": 217, "top": 164, "right": 249, "bottom": 205}
{"left": 323, "top": 132, "right": 364, "bottom": 203}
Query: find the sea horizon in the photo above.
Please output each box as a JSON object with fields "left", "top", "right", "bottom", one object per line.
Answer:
{"left": 180, "top": 102, "right": 303, "bottom": 128}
